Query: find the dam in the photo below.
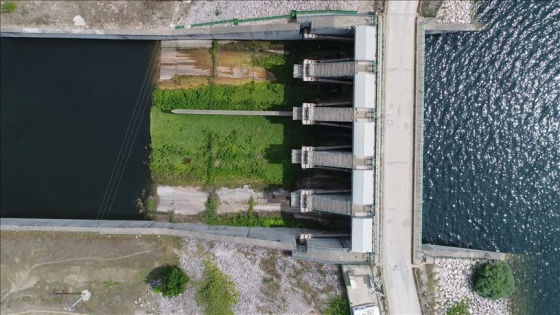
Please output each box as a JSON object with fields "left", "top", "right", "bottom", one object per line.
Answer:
{"left": 2, "top": 2, "right": 539, "bottom": 314}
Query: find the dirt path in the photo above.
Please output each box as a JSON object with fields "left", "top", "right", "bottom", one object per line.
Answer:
{"left": 158, "top": 46, "right": 270, "bottom": 86}
{"left": 1, "top": 248, "right": 157, "bottom": 302}
{"left": 156, "top": 185, "right": 289, "bottom": 215}
{"left": 0, "top": 231, "right": 182, "bottom": 314}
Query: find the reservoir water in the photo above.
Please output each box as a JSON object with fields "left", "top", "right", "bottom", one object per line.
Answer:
{"left": 424, "top": 0, "right": 559, "bottom": 313}
{"left": 0, "top": 38, "right": 156, "bottom": 219}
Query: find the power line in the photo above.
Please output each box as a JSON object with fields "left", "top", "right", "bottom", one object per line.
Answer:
{"left": 96, "top": 42, "right": 159, "bottom": 220}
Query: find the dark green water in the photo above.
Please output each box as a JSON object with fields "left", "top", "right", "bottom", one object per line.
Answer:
{"left": 424, "top": 1, "right": 559, "bottom": 313}
{"left": 0, "top": 38, "right": 157, "bottom": 219}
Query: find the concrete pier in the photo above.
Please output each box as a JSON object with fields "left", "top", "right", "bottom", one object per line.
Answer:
{"left": 424, "top": 20, "right": 486, "bottom": 34}
{"left": 171, "top": 109, "right": 292, "bottom": 116}
{"left": 423, "top": 244, "right": 508, "bottom": 261}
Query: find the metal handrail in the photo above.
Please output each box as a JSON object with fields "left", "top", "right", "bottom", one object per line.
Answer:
{"left": 412, "top": 21, "right": 425, "bottom": 264}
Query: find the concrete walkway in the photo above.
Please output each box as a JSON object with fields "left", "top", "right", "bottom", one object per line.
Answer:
{"left": 0, "top": 218, "right": 317, "bottom": 251}
{"left": 423, "top": 244, "right": 508, "bottom": 261}
{"left": 172, "top": 109, "right": 292, "bottom": 116}
{"left": 381, "top": 1, "right": 422, "bottom": 314}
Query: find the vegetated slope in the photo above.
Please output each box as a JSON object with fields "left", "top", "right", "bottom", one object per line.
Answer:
{"left": 150, "top": 44, "right": 352, "bottom": 189}
{"left": 150, "top": 109, "right": 303, "bottom": 188}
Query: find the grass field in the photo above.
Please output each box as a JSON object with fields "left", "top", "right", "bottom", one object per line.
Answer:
{"left": 151, "top": 41, "right": 353, "bottom": 189}
{"left": 150, "top": 108, "right": 304, "bottom": 189}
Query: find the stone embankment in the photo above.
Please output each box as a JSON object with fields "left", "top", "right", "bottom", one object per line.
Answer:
{"left": 154, "top": 239, "right": 343, "bottom": 314}
{"left": 181, "top": 0, "right": 376, "bottom": 26}
{"left": 435, "top": 0, "right": 474, "bottom": 24}
{"left": 432, "top": 258, "right": 510, "bottom": 315}
{"left": 1, "top": 1, "right": 376, "bottom": 31}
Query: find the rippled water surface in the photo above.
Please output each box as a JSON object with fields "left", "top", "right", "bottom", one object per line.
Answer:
{"left": 423, "top": 1, "right": 559, "bottom": 313}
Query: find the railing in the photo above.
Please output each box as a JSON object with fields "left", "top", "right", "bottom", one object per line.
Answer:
{"left": 189, "top": 10, "right": 358, "bottom": 28}
{"left": 373, "top": 14, "right": 384, "bottom": 263}
{"left": 412, "top": 21, "right": 425, "bottom": 265}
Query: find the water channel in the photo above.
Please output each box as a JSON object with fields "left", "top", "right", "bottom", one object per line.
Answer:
{"left": 424, "top": 1, "right": 559, "bottom": 313}
{"left": 0, "top": 38, "right": 156, "bottom": 219}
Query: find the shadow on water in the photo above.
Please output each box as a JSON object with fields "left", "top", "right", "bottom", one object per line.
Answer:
{"left": 0, "top": 38, "right": 158, "bottom": 219}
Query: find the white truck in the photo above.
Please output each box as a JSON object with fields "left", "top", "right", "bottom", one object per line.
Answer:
{"left": 351, "top": 303, "right": 381, "bottom": 315}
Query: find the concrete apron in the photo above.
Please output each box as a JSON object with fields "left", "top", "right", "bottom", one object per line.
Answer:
{"left": 156, "top": 185, "right": 290, "bottom": 215}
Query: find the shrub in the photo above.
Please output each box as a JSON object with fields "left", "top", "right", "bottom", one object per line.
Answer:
{"left": 1, "top": 2, "right": 16, "bottom": 13}
{"left": 324, "top": 296, "right": 350, "bottom": 315}
{"left": 447, "top": 300, "right": 469, "bottom": 315}
{"left": 153, "top": 265, "right": 190, "bottom": 298}
{"left": 205, "top": 193, "right": 220, "bottom": 217}
{"left": 474, "top": 262, "right": 515, "bottom": 300}
{"left": 196, "top": 261, "right": 239, "bottom": 315}
{"left": 151, "top": 83, "right": 286, "bottom": 112}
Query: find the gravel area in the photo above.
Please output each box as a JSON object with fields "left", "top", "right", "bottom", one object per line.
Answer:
{"left": 432, "top": 258, "right": 510, "bottom": 315}
{"left": 181, "top": 0, "right": 377, "bottom": 26}
{"left": 1, "top": 0, "right": 378, "bottom": 30}
{"left": 153, "top": 238, "right": 343, "bottom": 315}
{"left": 0, "top": 1, "right": 185, "bottom": 29}
{"left": 435, "top": 0, "right": 474, "bottom": 24}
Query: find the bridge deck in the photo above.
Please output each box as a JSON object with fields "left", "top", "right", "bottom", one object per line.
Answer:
{"left": 381, "top": 1, "right": 422, "bottom": 314}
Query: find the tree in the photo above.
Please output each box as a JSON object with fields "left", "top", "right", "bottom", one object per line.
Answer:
{"left": 153, "top": 265, "right": 190, "bottom": 298}
{"left": 474, "top": 262, "right": 515, "bottom": 300}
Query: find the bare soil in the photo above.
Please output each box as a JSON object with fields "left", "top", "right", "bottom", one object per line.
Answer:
{"left": 0, "top": 231, "right": 182, "bottom": 315}
{"left": 158, "top": 46, "right": 271, "bottom": 88}
{"left": 0, "top": 1, "right": 187, "bottom": 30}
{"left": 0, "top": 231, "right": 345, "bottom": 315}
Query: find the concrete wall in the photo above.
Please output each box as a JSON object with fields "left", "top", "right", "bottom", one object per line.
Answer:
{"left": 0, "top": 218, "right": 324, "bottom": 251}
{"left": 423, "top": 244, "right": 508, "bottom": 261}
{"left": 424, "top": 21, "right": 486, "bottom": 34}
{"left": 0, "top": 24, "right": 303, "bottom": 40}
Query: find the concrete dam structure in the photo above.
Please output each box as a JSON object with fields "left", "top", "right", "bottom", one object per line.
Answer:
{"left": 1, "top": 5, "right": 501, "bottom": 314}
{"left": 1, "top": 10, "right": 383, "bottom": 262}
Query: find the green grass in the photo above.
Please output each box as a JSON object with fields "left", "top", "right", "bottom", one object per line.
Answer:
{"left": 207, "top": 211, "right": 303, "bottom": 228}
{"left": 446, "top": 300, "right": 470, "bottom": 315}
{"left": 1, "top": 2, "right": 16, "bottom": 13}
{"left": 150, "top": 43, "right": 351, "bottom": 189}
{"left": 199, "top": 194, "right": 326, "bottom": 229}
{"left": 196, "top": 260, "right": 239, "bottom": 315}
{"left": 151, "top": 51, "right": 350, "bottom": 113}
{"left": 102, "top": 281, "right": 120, "bottom": 288}
{"left": 150, "top": 108, "right": 303, "bottom": 188}
{"left": 324, "top": 296, "right": 350, "bottom": 315}
{"left": 152, "top": 82, "right": 286, "bottom": 112}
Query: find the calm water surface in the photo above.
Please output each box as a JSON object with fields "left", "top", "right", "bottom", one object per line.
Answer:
{"left": 0, "top": 38, "right": 156, "bottom": 219}
{"left": 424, "top": 1, "right": 559, "bottom": 313}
